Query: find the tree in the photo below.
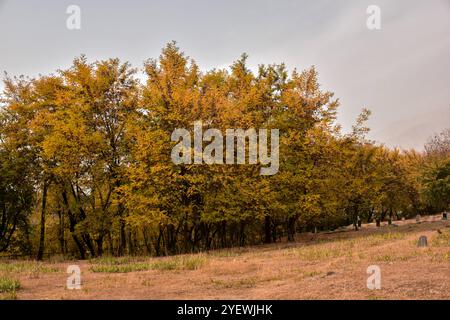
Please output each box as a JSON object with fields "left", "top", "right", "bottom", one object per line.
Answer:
{"left": 0, "top": 149, "right": 34, "bottom": 252}
{"left": 0, "top": 43, "right": 443, "bottom": 258}
{"left": 423, "top": 160, "right": 450, "bottom": 211}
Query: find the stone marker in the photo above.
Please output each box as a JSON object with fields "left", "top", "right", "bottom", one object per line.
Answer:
{"left": 401, "top": 217, "right": 406, "bottom": 221}
{"left": 417, "top": 235, "right": 428, "bottom": 247}
{"left": 443, "top": 212, "right": 448, "bottom": 220}
{"left": 416, "top": 214, "right": 421, "bottom": 222}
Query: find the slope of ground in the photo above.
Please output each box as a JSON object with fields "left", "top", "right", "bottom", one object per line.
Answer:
{"left": 0, "top": 215, "right": 448, "bottom": 300}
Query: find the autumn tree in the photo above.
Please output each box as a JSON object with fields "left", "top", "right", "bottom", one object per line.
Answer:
{"left": 1, "top": 43, "right": 445, "bottom": 258}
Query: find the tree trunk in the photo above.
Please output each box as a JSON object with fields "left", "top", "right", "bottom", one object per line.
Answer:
{"left": 118, "top": 219, "right": 126, "bottom": 256}
{"left": 96, "top": 235, "right": 104, "bottom": 256}
{"left": 166, "top": 224, "right": 177, "bottom": 255}
{"left": 220, "top": 220, "right": 227, "bottom": 248}
{"left": 143, "top": 228, "right": 152, "bottom": 255}
{"left": 367, "top": 207, "right": 374, "bottom": 223}
{"left": 36, "top": 181, "right": 48, "bottom": 261}
{"left": 62, "top": 190, "right": 86, "bottom": 259}
{"left": 82, "top": 233, "right": 96, "bottom": 258}
{"left": 353, "top": 206, "right": 359, "bottom": 231}
{"left": 271, "top": 223, "right": 277, "bottom": 243}
{"left": 154, "top": 227, "right": 163, "bottom": 256}
{"left": 127, "top": 229, "right": 133, "bottom": 255}
{"left": 239, "top": 222, "right": 246, "bottom": 247}
{"left": 57, "top": 209, "right": 65, "bottom": 255}
{"left": 264, "top": 215, "right": 272, "bottom": 244}
{"left": 287, "top": 216, "right": 296, "bottom": 242}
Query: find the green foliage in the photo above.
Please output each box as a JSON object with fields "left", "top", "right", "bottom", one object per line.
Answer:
{"left": 0, "top": 261, "right": 59, "bottom": 273}
{"left": 90, "top": 263, "right": 151, "bottom": 273}
{"left": 89, "top": 255, "right": 208, "bottom": 272}
{"left": 0, "top": 277, "right": 20, "bottom": 293}
{"left": 149, "top": 256, "right": 208, "bottom": 271}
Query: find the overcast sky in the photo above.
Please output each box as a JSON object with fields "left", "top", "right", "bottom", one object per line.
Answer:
{"left": 0, "top": 0, "right": 449, "bottom": 150}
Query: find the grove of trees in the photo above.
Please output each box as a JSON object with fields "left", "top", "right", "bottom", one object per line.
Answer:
{"left": 1, "top": 43, "right": 449, "bottom": 259}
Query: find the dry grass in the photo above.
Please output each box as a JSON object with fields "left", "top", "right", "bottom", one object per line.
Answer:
{"left": 0, "top": 261, "right": 59, "bottom": 274}
{"left": 1, "top": 214, "right": 448, "bottom": 300}
{"left": 0, "top": 276, "right": 21, "bottom": 300}
{"left": 88, "top": 254, "right": 208, "bottom": 273}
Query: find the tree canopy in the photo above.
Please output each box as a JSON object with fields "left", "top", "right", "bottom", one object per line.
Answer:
{"left": 0, "top": 43, "right": 448, "bottom": 259}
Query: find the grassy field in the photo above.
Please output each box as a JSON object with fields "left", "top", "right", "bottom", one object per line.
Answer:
{"left": 0, "top": 215, "right": 448, "bottom": 300}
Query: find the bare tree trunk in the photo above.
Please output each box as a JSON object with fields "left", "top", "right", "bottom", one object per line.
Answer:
{"left": 154, "top": 227, "right": 163, "bottom": 256}
{"left": 143, "top": 228, "right": 152, "bottom": 255}
{"left": 36, "top": 181, "right": 48, "bottom": 261}
{"left": 96, "top": 235, "right": 104, "bottom": 256}
{"left": 367, "top": 207, "right": 374, "bottom": 223}
{"left": 127, "top": 229, "right": 133, "bottom": 255}
{"left": 220, "top": 220, "right": 227, "bottom": 248}
{"left": 61, "top": 190, "right": 86, "bottom": 259}
{"left": 287, "top": 216, "right": 296, "bottom": 242}
{"left": 264, "top": 215, "right": 272, "bottom": 244}
{"left": 57, "top": 209, "right": 65, "bottom": 255}
{"left": 118, "top": 219, "right": 126, "bottom": 256}
{"left": 353, "top": 206, "right": 359, "bottom": 231}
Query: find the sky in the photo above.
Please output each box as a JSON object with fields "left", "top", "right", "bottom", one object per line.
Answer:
{"left": 0, "top": 0, "right": 449, "bottom": 150}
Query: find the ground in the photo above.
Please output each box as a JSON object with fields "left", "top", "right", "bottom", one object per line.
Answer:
{"left": 0, "top": 215, "right": 448, "bottom": 300}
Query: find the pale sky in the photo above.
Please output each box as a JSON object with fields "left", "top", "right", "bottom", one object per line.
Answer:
{"left": 1, "top": 0, "right": 449, "bottom": 150}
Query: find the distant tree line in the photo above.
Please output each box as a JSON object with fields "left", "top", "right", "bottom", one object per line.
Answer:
{"left": 0, "top": 43, "right": 448, "bottom": 259}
